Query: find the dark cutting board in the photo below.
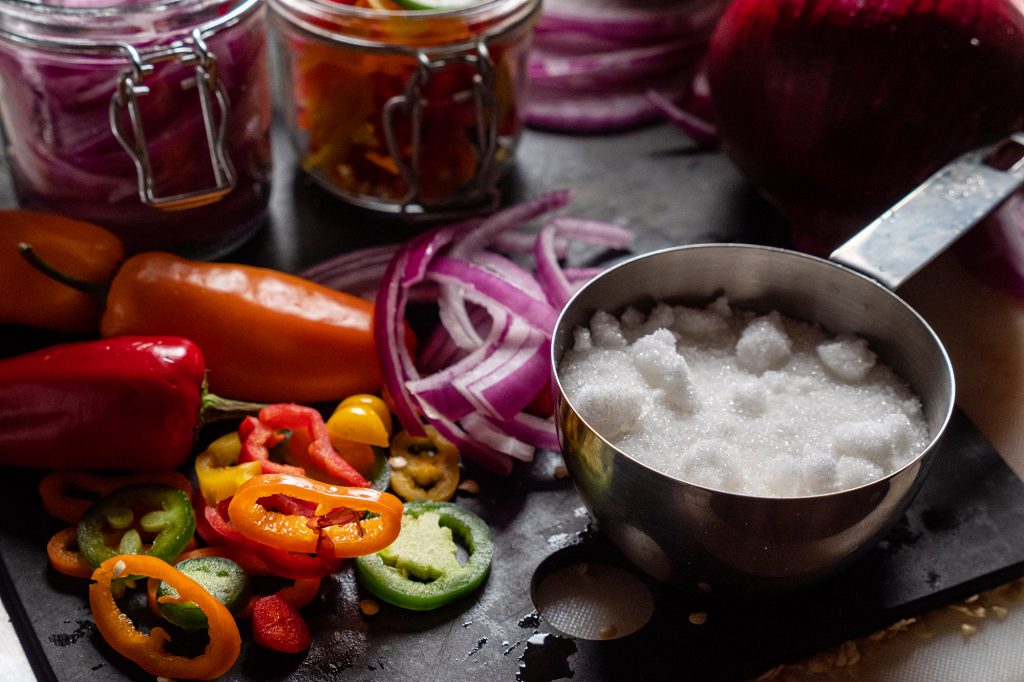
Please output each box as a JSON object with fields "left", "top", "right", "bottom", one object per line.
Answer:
{"left": 2, "top": 124, "right": 1024, "bottom": 681}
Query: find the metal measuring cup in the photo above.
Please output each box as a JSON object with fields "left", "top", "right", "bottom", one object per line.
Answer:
{"left": 550, "top": 134, "right": 1024, "bottom": 595}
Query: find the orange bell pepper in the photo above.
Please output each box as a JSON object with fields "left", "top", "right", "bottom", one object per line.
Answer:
{"left": 89, "top": 554, "right": 241, "bottom": 680}
{"left": 227, "top": 473, "right": 403, "bottom": 559}
{"left": 2, "top": 210, "right": 123, "bottom": 333}
{"left": 99, "top": 252, "right": 386, "bottom": 403}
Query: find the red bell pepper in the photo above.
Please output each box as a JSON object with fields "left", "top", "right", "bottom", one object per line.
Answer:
{"left": 0, "top": 336, "right": 261, "bottom": 471}
{"left": 238, "top": 404, "right": 370, "bottom": 488}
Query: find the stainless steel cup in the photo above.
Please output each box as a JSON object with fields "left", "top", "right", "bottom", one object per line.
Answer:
{"left": 551, "top": 134, "right": 1024, "bottom": 594}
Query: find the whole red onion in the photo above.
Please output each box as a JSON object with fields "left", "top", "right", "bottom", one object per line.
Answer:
{"left": 706, "top": 0, "right": 1024, "bottom": 255}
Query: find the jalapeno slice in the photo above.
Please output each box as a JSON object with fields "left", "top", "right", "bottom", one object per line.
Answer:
{"left": 157, "top": 556, "right": 250, "bottom": 631}
{"left": 77, "top": 483, "right": 196, "bottom": 569}
{"left": 354, "top": 500, "right": 493, "bottom": 611}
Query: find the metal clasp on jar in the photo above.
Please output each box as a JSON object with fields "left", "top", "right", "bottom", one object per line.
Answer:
{"left": 382, "top": 39, "right": 501, "bottom": 217}
{"left": 109, "top": 29, "right": 236, "bottom": 211}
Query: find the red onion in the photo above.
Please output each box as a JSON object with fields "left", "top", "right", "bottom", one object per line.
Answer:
{"left": 706, "top": 0, "right": 1024, "bottom": 255}
{"left": 526, "top": 0, "right": 729, "bottom": 132}
{"left": 303, "top": 195, "right": 635, "bottom": 473}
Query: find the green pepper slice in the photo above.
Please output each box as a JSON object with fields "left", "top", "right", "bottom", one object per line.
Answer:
{"left": 157, "top": 556, "right": 249, "bottom": 630}
{"left": 77, "top": 483, "right": 195, "bottom": 569}
{"left": 354, "top": 500, "right": 493, "bottom": 611}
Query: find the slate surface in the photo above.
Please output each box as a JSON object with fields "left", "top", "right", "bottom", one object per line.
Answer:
{"left": 2, "top": 124, "right": 1023, "bottom": 681}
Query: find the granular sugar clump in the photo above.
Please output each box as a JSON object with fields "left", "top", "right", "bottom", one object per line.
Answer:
{"left": 557, "top": 299, "right": 930, "bottom": 497}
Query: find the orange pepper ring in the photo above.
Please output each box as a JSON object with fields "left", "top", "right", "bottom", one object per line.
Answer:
{"left": 89, "top": 554, "right": 241, "bottom": 680}
{"left": 46, "top": 526, "right": 94, "bottom": 579}
{"left": 227, "top": 474, "right": 403, "bottom": 558}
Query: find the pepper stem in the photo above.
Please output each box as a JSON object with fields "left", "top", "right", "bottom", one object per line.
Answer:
{"left": 200, "top": 390, "right": 266, "bottom": 424}
{"left": 18, "top": 242, "right": 110, "bottom": 301}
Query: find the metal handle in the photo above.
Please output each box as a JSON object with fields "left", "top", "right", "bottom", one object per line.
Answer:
{"left": 109, "top": 30, "right": 237, "bottom": 211}
{"left": 382, "top": 40, "right": 500, "bottom": 216}
{"left": 830, "top": 133, "right": 1024, "bottom": 289}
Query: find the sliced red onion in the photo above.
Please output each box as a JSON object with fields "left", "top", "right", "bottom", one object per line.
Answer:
{"left": 449, "top": 190, "right": 573, "bottom": 260}
{"left": 646, "top": 89, "right": 719, "bottom": 147}
{"left": 461, "top": 412, "right": 537, "bottom": 462}
{"left": 527, "top": 82, "right": 684, "bottom": 132}
{"left": 464, "top": 411, "right": 562, "bottom": 453}
{"left": 493, "top": 230, "right": 569, "bottom": 257}
{"left": 469, "top": 251, "right": 547, "bottom": 300}
{"left": 538, "top": 0, "right": 727, "bottom": 43}
{"left": 526, "top": 0, "right": 729, "bottom": 132}
{"left": 333, "top": 194, "right": 639, "bottom": 472}
{"left": 429, "top": 257, "right": 559, "bottom": 333}
{"left": 534, "top": 222, "right": 574, "bottom": 309}
{"left": 373, "top": 242, "right": 427, "bottom": 438}
{"left": 549, "top": 216, "right": 635, "bottom": 249}
{"left": 530, "top": 39, "right": 705, "bottom": 90}
{"left": 428, "top": 416, "right": 515, "bottom": 475}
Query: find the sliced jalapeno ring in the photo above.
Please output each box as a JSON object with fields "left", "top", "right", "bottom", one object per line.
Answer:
{"left": 354, "top": 500, "right": 493, "bottom": 611}
{"left": 77, "top": 483, "right": 195, "bottom": 570}
{"left": 157, "top": 556, "right": 250, "bottom": 631}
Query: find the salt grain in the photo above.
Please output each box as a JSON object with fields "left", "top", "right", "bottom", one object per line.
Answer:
{"left": 558, "top": 298, "right": 929, "bottom": 497}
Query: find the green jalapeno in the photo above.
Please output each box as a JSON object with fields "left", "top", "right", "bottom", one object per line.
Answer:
{"left": 354, "top": 500, "right": 493, "bottom": 611}
{"left": 77, "top": 483, "right": 195, "bottom": 569}
{"left": 157, "top": 556, "right": 250, "bottom": 630}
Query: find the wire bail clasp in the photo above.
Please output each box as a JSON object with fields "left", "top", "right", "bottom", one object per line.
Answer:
{"left": 382, "top": 39, "right": 500, "bottom": 217}
{"left": 109, "top": 30, "right": 236, "bottom": 211}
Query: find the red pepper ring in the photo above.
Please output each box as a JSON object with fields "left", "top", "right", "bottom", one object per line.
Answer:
{"left": 239, "top": 404, "right": 369, "bottom": 488}
{"left": 89, "top": 554, "right": 241, "bottom": 680}
{"left": 228, "top": 474, "right": 403, "bottom": 559}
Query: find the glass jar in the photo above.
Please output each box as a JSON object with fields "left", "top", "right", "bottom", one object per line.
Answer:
{"left": 268, "top": 0, "right": 540, "bottom": 217}
{"left": 0, "top": 0, "right": 271, "bottom": 258}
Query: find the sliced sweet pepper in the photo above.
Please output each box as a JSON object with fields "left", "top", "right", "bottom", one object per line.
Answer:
{"left": 239, "top": 404, "right": 369, "bottom": 487}
{"left": 89, "top": 554, "right": 241, "bottom": 680}
{"left": 46, "top": 526, "right": 94, "bottom": 579}
{"left": 389, "top": 426, "right": 460, "bottom": 501}
{"left": 355, "top": 500, "right": 493, "bottom": 611}
{"left": 195, "top": 432, "right": 262, "bottom": 504}
{"left": 77, "top": 483, "right": 195, "bottom": 569}
{"left": 39, "top": 471, "right": 194, "bottom": 525}
{"left": 251, "top": 594, "right": 311, "bottom": 654}
{"left": 195, "top": 494, "right": 342, "bottom": 580}
{"left": 327, "top": 393, "right": 392, "bottom": 448}
{"left": 227, "top": 473, "right": 403, "bottom": 559}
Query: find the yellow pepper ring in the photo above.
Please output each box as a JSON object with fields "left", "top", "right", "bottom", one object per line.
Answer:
{"left": 389, "top": 426, "right": 460, "bottom": 502}
{"left": 227, "top": 474, "right": 403, "bottom": 558}
{"left": 194, "top": 433, "right": 262, "bottom": 505}
{"left": 89, "top": 554, "right": 241, "bottom": 680}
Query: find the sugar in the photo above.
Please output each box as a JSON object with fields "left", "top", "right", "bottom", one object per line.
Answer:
{"left": 630, "top": 329, "right": 698, "bottom": 412}
{"left": 817, "top": 336, "right": 877, "bottom": 383}
{"left": 558, "top": 298, "right": 930, "bottom": 497}
{"left": 589, "top": 310, "right": 628, "bottom": 349}
{"left": 836, "top": 456, "right": 885, "bottom": 490}
{"left": 735, "top": 313, "right": 792, "bottom": 374}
